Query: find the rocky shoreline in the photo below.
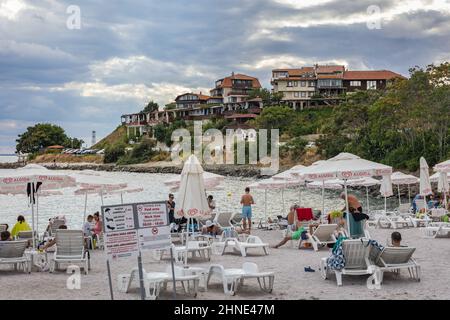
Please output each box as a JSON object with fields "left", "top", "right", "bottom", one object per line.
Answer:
{"left": 0, "top": 161, "right": 269, "bottom": 178}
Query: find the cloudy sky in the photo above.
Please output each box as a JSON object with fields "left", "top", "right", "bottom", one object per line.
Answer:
{"left": 1, "top": 0, "right": 449, "bottom": 153}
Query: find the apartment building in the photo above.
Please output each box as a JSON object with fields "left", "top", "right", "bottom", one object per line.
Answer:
{"left": 272, "top": 65, "right": 404, "bottom": 109}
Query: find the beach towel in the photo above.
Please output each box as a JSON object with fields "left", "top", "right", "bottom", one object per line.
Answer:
{"left": 327, "top": 235, "right": 347, "bottom": 271}
{"left": 296, "top": 208, "right": 313, "bottom": 221}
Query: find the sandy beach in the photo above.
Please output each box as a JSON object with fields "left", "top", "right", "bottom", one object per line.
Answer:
{"left": 1, "top": 226, "right": 449, "bottom": 300}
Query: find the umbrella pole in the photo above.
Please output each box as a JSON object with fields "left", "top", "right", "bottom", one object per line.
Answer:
{"left": 31, "top": 201, "right": 36, "bottom": 249}
{"left": 384, "top": 196, "right": 387, "bottom": 214}
{"left": 366, "top": 186, "right": 370, "bottom": 215}
{"left": 36, "top": 191, "right": 39, "bottom": 239}
{"left": 344, "top": 181, "right": 350, "bottom": 237}
{"left": 120, "top": 192, "right": 123, "bottom": 205}
{"left": 83, "top": 192, "right": 88, "bottom": 226}
{"left": 397, "top": 184, "right": 401, "bottom": 207}
{"left": 265, "top": 189, "right": 267, "bottom": 224}
{"left": 281, "top": 188, "right": 285, "bottom": 215}
{"left": 408, "top": 184, "right": 411, "bottom": 204}
{"left": 321, "top": 181, "right": 325, "bottom": 217}
{"left": 101, "top": 190, "right": 104, "bottom": 206}
{"left": 298, "top": 184, "right": 302, "bottom": 206}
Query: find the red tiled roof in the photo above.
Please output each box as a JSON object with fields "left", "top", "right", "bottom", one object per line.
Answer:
{"left": 225, "top": 113, "right": 258, "bottom": 119}
{"left": 175, "top": 92, "right": 211, "bottom": 101}
{"left": 343, "top": 70, "right": 406, "bottom": 80}
{"left": 272, "top": 67, "right": 315, "bottom": 77}
{"left": 316, "top": 65, "right": 345, "bottom": 74}
{"left": 216, "top": 73, "right": 262, "bottom": 89}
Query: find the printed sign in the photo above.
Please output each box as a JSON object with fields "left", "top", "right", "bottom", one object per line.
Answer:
{"left": 103, "top": 205, "right": 135, "bottom": 232}
{"left": 104, "top": 230, "right": 139, "bottom": 260}
{"left": 137, "top": 202, "right": 168, "bottom": 228}
{"left": 101, "top": 201, "right": 170, "bottom": 260}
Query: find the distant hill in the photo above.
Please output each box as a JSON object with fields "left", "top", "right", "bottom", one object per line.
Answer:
{"left": 93, "top": 125, "right": 127, "bottom": 150}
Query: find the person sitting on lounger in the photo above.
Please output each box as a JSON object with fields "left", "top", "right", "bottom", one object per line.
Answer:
{"left": 0, "top": 231, "right": 11, "bottom": 241}
{"left": 202, "top": 220, "right": 222, "bottom": 237}
{"left": 40, "top": 225, "right": 68, "bottom": 251}
{"left": 390, "top": 231, "right": 403, "bottom": 247}
{"left": 271, "top": 222, "right": 310, "bottom": 249}
{"left": 10, "top": 215, "right": 31, "bottom": 239}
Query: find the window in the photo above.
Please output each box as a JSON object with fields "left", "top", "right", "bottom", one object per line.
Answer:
{"left": 308, "top": 91, "right": 314, "bottom": 97}
{"left": 301, "top": 92, "right": 307, "bottom": 98}
{"left": 294, "top": 81, "right": 298, "bottom": 87}
{"left": 309, "top": 81, "right": 315, "bottom": 87}
{"left": 287, "top": 81, "right": 293, "bottom": 87}
{"left": 367, "top": 81, "right": 377, "bottom": 90}
{"left": 350, "top": 81, "right": 361, "bottom": 86}
{"left": 300, "top": 81, "right": 306, "bottom": 87}
{"left": 294, "top": 92, "right": 300, "bottom": 97}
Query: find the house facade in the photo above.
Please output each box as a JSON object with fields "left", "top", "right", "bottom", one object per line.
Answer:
{"left": 272, "top": 65, "right": 404, "bottom": 109}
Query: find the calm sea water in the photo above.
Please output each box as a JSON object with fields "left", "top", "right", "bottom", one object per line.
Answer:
{"left": 0, "top": 170, "right": 398, "bottom": 233}
{"left": 0, "top": 155, "right": 18, "bottom": 163}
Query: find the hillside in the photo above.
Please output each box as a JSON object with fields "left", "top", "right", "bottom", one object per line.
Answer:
{"left": 93, "top": 125, "right": 128, "bottom": 150}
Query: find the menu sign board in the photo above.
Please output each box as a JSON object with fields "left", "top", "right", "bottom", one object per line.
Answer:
{"left": 102, "top": 201, "right": 171, "bottom": 260}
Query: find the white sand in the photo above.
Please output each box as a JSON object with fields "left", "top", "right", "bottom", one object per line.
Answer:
{"left": 1, "top": 226, "right": 449, "bottom": 300}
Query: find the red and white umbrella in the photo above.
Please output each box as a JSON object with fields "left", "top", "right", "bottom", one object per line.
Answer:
{"left": 165, "top": 171, "right": 224, "bottom": 191}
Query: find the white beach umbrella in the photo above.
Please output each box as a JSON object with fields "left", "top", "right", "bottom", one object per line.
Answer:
{"left": 165, "top": 171, "right": 224, "bottom": 191}
{"left": 437, "top": 172, "right": 449, "bottom": 209}
{"left": 0, "top": 164, "right": 76, "bottom": 248}
{"left": 420, "top": 157, "right": 432, "bottom": 211}
{"left": 307, "top": 179, "right": 342, "bottom": 216}
{"left": 430, "top": 171, "right": 450, "bottom": 182}
{"left": 435, "top": 159, "right": 450, "bottom": 173}
{"left": 299, "top": 153, "right": 392, "bottom": 233}
{"left": 175, "top": 155, "right": 211, "bottom": 222}
{"left": 391, "top": 172, "right": 419, "bottom": 206}
{"left": 379, "top": 175, "right": 394, "bottom": 214}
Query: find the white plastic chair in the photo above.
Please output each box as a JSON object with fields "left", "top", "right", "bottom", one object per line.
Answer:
{"left": 299, "top": 224, "right": 338, "bottom": 251}
{"left": 49, "top": 230, "right": 90, "bottom": 275}
{"left": 0, "top": 240, "right": 31, "bottom": 273}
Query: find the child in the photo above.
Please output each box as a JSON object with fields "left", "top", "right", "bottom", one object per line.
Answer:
{"left": 83, "top": 215, "right": 94, "bottom": 236}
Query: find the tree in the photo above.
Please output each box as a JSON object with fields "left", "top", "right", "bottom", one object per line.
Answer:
{"left": 141, "top": 100, "right": 159, "bottom": 113}
{"left": 16, "top": 123, "right": 80, "bottom": 153}
{"left": 255, "top": 106, "right": 294, "bottom": 134}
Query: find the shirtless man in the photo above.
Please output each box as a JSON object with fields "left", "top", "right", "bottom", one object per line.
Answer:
{"left": 340, "top": 192, "right": 363, "bottom": 214}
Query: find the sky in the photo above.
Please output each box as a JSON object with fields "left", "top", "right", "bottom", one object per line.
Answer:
{"left": 1, "top": 0, "right": 450, "bottom": 153}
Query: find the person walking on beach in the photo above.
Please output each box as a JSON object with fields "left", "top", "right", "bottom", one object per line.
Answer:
{"left": 167, "top": 193, "right": 176, "bottom": 223}
{"left": 240, "top": 187, "right": 255, "bottom": 232}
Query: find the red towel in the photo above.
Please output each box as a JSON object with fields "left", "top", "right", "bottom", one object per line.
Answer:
{"left": 296, "top": 208, "right": 314, "bottom": 221}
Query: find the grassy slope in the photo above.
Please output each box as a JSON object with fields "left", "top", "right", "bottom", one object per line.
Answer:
{"left": 93, "top": 125, "right": 127, "bottom": 150}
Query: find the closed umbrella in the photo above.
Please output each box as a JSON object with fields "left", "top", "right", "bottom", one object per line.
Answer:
{"left": 437, "top": 172, "right": 449, "bottom": 209}
{"left": 380, "top": 175, "right": 394, "bottom": 214}
{"left": 175, "top": 155, "right": 212, "bottom": 241}
{"left": 165, "top": 171, "right": 224, "bottom": 191}
{"left": 419, "top": 157, "right": 432, "bottom": 210}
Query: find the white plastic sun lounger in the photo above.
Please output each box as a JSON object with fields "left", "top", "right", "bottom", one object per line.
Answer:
{"left": 213, "top": 212, "right": 235, "bottom": 228}
{"left": 117, "top": 265, "right": 200, "bottom": 299}
{"left": 421, "top": 222, "right": 450, "bottom": 238}
{"left": 221, "top": 235, "right": 269, "bottom": 257}
{"left": 206, "top": 262, "right": 274, "bottom": 295}
{"left": 49, "top": 230, "right": 90, "bottom": 275}
{"left": 370, "top": 246, "right": 420, "bottom": 284}
{"left": 320, "top": 239, "right": 377, "bottom": 286}
{"left": 156, "top": 241, "right": 211, "bottom": 264}
{"left": 0, "top": 240, "right": 31, "bottom": 273}
{"left": 299, "top": 224, "right": 338, "bottom": 251}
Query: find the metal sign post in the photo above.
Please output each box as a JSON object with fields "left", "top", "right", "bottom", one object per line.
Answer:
{"left": 137, "top": 251, "right": 146, "bottom": 300}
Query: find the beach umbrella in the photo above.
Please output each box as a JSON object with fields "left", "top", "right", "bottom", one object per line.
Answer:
{"left": 391, "top": 172, "right": 419, "bottom": 206}
{"left": 175, "top": 155, "right": 211, "bottom": 240}
{"left": 258, "top": 178, "right": 299, "bottom": 216}
{"left": 435, "top": 159, "right": 450, "bottom": 173}
{"left": 437, "top": 172, "right": 449, "bottom": 209}
{"left": 0, "top": 164, "right": 76, "bottom": 248}
{"left": 419, "top": 157, "right": 432, "bottom": 210}
{"left": 307, "top": 179, "right": 343, "bottom": 216}
{"left": 299, "top": 153, "right": 392, "bottom": 234}
{"left": 379, "top": 175, "right": 394, "bottom": 214}
{"left": 430, "top": 171, "right": 450, "bottom": 182}
{"left": 165, "top": 171, "right": 224, "bottom": 191}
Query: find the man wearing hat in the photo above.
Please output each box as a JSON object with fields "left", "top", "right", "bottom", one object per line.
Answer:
{"left": 202, "top": 220, "right": 222, "bottom": 237}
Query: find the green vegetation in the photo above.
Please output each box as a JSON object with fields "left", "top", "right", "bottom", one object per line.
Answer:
{"left": 93, "top": 125, "right": 128, "bottom": 150}
{"left": 104, "top": 142, "right": 126, "bottom": 163}
{"left": 16, "top": 123, "right": 84, "bottom": 154}
{"left": 317, "top": 62, "right": 450, "bottom": 171}
{"left": 141, "top": 100, "right": 159, "bottom": 113}
{"left": 116, "top": 138, "right": 157, "bottom": 165}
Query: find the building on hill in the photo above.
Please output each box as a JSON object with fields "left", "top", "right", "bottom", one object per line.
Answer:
{"left": 271, "top": 65, "right": 405, "bottom": 110}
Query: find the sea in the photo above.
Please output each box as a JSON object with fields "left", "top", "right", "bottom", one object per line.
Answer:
{"left": 0, "top": 168, "right": 397, "bottom": 233}
{"left": 0, "top": 154, "right": 18, "bottom": 163}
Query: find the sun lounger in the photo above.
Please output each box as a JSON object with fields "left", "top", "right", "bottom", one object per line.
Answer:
{"left": 0, "top": 224, "right": 7, "bottom": 232}
{"left": 206, "top": 262, "right": 274, "bottom": 296}
{"left": 299, "top": 224, "right": 338, "bottom": 251}
{"left": 221, "top": 235, "right": 269, "bottom": 257}
{"left": 421, "top": 222, "right": 450, "bottom": 238}
{"left": 16, "top": 230, "right": 33, "bottom": 239}
{"left": 49, "top": 230, "right": 90, "bottom": 275}
{"left": 320, "top": 239, "right": 377, "bottom": 286}
{"left": 369, "top": 246, "right": 420, "bottom": 284}
{"left": 48, "top": 218, "right": 66, "bottom": 237}
{"left": 214, "top": 212, "right": 235, "bottom": 228}
{"left": 0, "top": 240, "right": 31, "bottom": 273}
{"left": 117, "top": 265, "right": 200, "bottom": 299}
{"left": 156, "top": 241, "right": 211, "bottom": 264}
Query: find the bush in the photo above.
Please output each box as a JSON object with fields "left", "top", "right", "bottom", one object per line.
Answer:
{"left": 116, "top": 138, "right": 156, "bottom": 165}
{"left": 104, "top": 143, "right": 126, "bottom": 163}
